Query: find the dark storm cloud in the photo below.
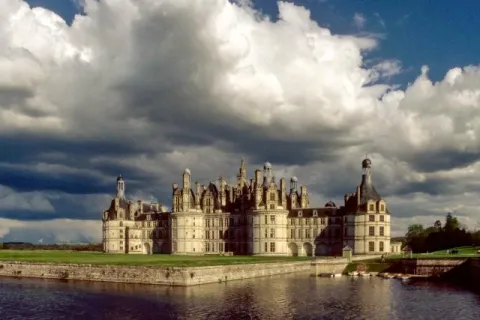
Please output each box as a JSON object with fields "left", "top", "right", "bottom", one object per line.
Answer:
{"left": 406, "top": 150, "right": 480, "bottom": 173}
{"left": 0, "top": 167, "right": 107, "bottom": 194}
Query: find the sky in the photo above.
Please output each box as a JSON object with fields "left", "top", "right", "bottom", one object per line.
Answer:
{"left": 1, "top": 0, "right": 480, "bottom": 243}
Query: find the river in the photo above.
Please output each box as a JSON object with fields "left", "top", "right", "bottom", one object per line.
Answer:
{"left": 0, "top": 273, "right": 479, "bottom": 320}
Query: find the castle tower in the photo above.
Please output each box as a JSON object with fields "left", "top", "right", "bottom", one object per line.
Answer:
{"left": 116, "top": 175, "right": 125, "bottom": 199}
{"left": 290, "top": 176, "right": 298, "bottom": 209}
{"left": 350, "top": 157, "right": 391, "bottom": 255}
{"left": 263, "top": 162, "right": 272, "bottom": 185}
{"left": 182, "top": 168, "right": 191, "bottom": 211}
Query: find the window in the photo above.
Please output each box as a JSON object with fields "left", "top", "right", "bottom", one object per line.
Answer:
{"left": 270, "top": 193, "right": 275, "bottom": 201}
{"left": 379, "top": 241, "right": 384, "bottom": 252}
{"left": 344, "top": 228, "right": 348, "bottom": 236}
{"left": 291, "top": 219, "right": 296, "bottom": 225}
{"left": 206, "top": 243, "right": 210, "bottom": 252}
{"left": 380, "top": 215, "right": 384, "bottom": 222}
{"left": 219, "top": 243, "right": 224, "bottom": 252}
{"left": 264, "top": 242, "right": 268, "bottom": 252}
{"left": 314, "top": 228, "right": 318, "bottom": 236}
{"left": 369, "top": 215, "right": 375, "bottom": 222}
{"left": 270, "top": 204, "right": 275, "bottom": 209}
{"left": 298, "top": 211, "right": 303, "bottom": 217}
{"left": 313, "top": 210, "right": 318, "bottom": 217}
{"left": 264, "top": 228, "right": 268, "bottom": 238}
{"left": 305, "top": 229, "right": 311, "bottom": 238}
{"left": 264, "top": 215, "right": 268, "bottom": 225}
{"left": 290, "top": 229, "right": 295, "bottom": 239}
{"left": 314, "top": 218, "right": 318, "bottom": 225}
{"left": 369, "top": 226, "right": 375, "bottom": 236}
{"left": 205, "top": 230, "right": 209, "bottom": 239}
{"left": 270, "top": 215, "right": 276, "bottom": 224}
{"left": 380, "top": 226, "right": 384, "bottom": 236}
{"left": 270, "top": 242, "right": 276, "bottom": 253}
{"left": 369, "top": 204, "right": 375, "bottom": 211}
{"left": 120, "top": 246, "right": 123, "bottom": 251}
{"left": 320, "top": 217, "right": 325, "bottom": 224}
{"left": 298, "top": 229, "right": 302, "bottom": 238}
{"left": 120, "top": 221, "right": 123, "bottom": 227}
{"left": 380, "top": 204, "right": 385, "bottom": 212}
{"left": 306, "top": 218, "right": 311, "bottom": 225}
{"left": 270, "top": 228, "right": 275, "bottom": 238}
{"left": 344, "top": 216, "right": 348, "bottom": 223}
{"left": 219, "top": 218, "right": 222, "bottom": 226}
{"left": 219, "top": 230, "right": 223, "bottom": 239}
{"left": 192, "top": 233, "right": 195, "bottom": 239}
{"left": 368, "top": 241, "right": 374, "bottom": 252}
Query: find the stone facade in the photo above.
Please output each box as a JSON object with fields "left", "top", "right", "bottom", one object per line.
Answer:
{"left": 102, "top": 158, "right": 391, "bottom": 256}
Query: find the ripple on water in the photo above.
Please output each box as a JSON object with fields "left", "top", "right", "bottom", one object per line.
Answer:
{"left": 0, "top": 274, "right": 480, "bottom": 320}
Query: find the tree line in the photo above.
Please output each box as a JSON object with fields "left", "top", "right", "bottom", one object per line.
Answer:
{"left": 0, "top": 242, "right": 103, "bottom": 251}
{"left": 404, "top": 213, "right": 480, "bottom": 253}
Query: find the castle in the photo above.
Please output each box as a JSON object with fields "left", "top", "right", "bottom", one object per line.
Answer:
{"left": 102, "top": 158, "right": 391, "bottom": 256}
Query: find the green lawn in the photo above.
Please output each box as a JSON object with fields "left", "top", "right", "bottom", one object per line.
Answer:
{"left": 385, "top": 246, "right": 480, "bottom": 260}
{"left": 344, "top": 262, "right": 393, "bottom": 274}
{"left": 0, "top": 250, "right": 310, "bottom": 267}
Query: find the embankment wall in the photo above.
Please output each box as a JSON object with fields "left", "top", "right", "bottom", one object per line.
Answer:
{"left": 400, "top": 258, "right": 467, "bottom": 276}
{"left": 0, "top": 261, "right": 313, "bottom": 286}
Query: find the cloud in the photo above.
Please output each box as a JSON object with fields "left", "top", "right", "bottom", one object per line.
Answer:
{"left": 0, "top": 185, "right": 55, "bottom": 212}
{"left": 1, "top": 0, "right": 480, "bottom": 241}
{"left": 353, "top": 13, "right": 366, "bottom": 29}
{"left": 0, "top": 218, "right": 100, "bottom": 243}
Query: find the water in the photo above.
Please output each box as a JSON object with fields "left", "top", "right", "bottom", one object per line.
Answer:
{"left": 0, "top": 274, "right": 479, "bottom": 320}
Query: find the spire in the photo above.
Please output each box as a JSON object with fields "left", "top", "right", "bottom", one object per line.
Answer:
{"left": 359, "top": 157, "right": 381, "bottom": 204}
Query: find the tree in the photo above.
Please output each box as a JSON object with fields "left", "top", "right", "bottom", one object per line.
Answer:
{"left": 406, "top": 224, "right": 424, "bottom": 239}
{"left": 434, "top": 220, "right": 442, "bottom": 231}
{"left": 444, "top": 212, "right": 460, "bottom": 233}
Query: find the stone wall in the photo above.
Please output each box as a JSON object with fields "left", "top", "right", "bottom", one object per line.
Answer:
{"left": 400, "top": 258, "right": 467, "bottom": 276}
{"left": 310, "top": 257, "right": 349, "bottom": 275}
{"left": 0, "top": 261, "right": 312, "bottom": 286}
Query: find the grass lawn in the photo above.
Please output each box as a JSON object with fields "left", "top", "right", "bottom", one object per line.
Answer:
{"left": 344, "top": 262, "right": 393, "bottom": 274}
{"left": 383, "top": 246, "right": 480, "bottom": 260}
{"left": 0, "top": 250, "right": 310, "bottom": 267}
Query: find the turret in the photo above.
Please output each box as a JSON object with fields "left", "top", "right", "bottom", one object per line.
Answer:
{"left": 182, "top": 168, "right": 191, "bottom": 211}
{"left": 300, "top": 185, "right": 308, "bottom": 208}
{"left": 290, "top": 176, "right": 298, "bottom": 193}
{"left": 195, "top": 182, "right": 201, "bottom": 209}
{"left": 116, "top": 175, "right": 125, "bottom": 199}
{"left": 219, "top": 176, "right": 227, "bottom": 206}
{"left": 263, "top": 162, "right": 272, "bottom": 185}
{"left": 280, "top": 178, "right": 287, "bottom": 208}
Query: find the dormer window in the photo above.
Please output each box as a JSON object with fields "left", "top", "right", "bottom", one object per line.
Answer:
{"left": 298, "top": 211, "right": 303, "bottom": 217}
{"left": 380, "top": 204, "right": 385, "bottom": 212}
{"left": 313, "top": 210, "right": 318, "bottom": 217}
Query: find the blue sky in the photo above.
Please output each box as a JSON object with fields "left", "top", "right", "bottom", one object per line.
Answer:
{"left": 2, "top": 0, "right": 480, "bottom": 243}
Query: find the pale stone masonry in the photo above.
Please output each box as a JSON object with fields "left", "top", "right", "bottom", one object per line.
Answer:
{"left": 102, "top": 158, "right": 392, "bottom": 256}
